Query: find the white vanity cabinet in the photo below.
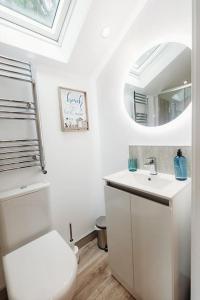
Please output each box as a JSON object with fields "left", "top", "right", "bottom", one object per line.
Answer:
{"left": 104, "top": 179, "right": 191, "bottom": 300}
{"left": 105, "top": 186, "right": 134, "bottom": 294}
{"left": 131, "top": 194, "right": 172, "bottom": 300}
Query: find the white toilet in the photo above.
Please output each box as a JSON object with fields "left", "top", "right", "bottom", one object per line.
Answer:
{"left": 0, "top": 183, "right": 77, "bottom": 300}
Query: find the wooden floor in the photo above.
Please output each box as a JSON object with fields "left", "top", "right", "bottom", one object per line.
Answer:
{"left": 74, "top": 239, "right": 135, "bottom": 300}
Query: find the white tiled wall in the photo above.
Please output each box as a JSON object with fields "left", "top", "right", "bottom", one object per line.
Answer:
{"left": 129, "top": 145, "right": 191, "bottom": 176}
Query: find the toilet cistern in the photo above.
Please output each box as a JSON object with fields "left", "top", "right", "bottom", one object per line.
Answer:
{"left": 144, "top": 157, "right": 157, "bottom": 175}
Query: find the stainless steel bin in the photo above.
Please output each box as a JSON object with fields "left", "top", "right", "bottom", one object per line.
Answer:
{"left": 95, "top": 216, "right": 107, "bottom": 251}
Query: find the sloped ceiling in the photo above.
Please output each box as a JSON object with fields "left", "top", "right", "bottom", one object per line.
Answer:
{"left": 0, "top": 0, "right": 148, "bottom": 77}
{"left": 65, "top": 0, "right": 149, "bottom": 76}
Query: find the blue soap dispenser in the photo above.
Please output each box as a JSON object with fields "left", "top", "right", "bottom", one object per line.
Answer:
{"left": 174, "top": 149, "right": 187, "bottom": 181}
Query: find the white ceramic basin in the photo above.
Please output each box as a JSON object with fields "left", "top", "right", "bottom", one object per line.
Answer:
{"left": 104, "top": 169, "right": 190, "bottom": 200}
{"left": 127, "top": 172, "right": 172, "bottom": 189}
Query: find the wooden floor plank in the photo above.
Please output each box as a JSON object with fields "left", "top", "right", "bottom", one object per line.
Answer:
{"left": 74, "top": 239, "right": 135, "bottom": 300}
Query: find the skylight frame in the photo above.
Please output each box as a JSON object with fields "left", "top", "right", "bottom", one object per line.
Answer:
{"left": 0, "top": 0, "right": 77, "bottom": 42}
{"left": 130, "top": 44, "right": 167, "bottom": 78}
{"left": 133, "top": 45, "right": 160, "bottom": 70}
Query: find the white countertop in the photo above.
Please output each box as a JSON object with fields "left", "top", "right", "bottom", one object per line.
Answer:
{"left": 104, "top": 169, "right": 191, "bottom": 200}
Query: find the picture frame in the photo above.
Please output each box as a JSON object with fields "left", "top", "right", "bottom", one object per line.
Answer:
{"left": 58, "top": 87, "right": 89, "bottom": 131}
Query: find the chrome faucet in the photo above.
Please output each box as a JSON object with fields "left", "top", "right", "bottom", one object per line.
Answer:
{"left": 144, "top": 157, "right": 157, "bottom": 175}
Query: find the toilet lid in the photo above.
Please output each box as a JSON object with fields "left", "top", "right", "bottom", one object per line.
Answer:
{"left": 3, "top": 231, "right": 77, "bottom": 300}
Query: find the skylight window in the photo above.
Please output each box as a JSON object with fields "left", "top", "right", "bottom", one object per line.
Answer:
{"left": 130, "top": 44, "right": 166, "bottom": 77}
{"left": 0, "top": 0, "right": 60, "bottom": 27}
{"left": 0, "top": 0, "right": 76, "bottom": 41}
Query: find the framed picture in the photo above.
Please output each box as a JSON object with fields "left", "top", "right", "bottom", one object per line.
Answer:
{"left": 58, "top": 87, "right": 89, "bottom": 131}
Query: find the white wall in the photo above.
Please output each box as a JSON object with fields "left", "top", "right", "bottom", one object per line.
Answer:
{"left": 97, "top": 0, "right": 192, "bottom": 176}
{"left": 0, "top": 64, "right": 104, "bottom": 289}
{"left": 35, "top": 66, "right": 104, "bottom": 240}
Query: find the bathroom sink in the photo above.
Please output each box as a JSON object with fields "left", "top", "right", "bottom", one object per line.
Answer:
{"left": 104, "top": 169, "right": 190, "bottom": 200}
{"left": 126, "top": 172, "right": 172, "bottom": 189}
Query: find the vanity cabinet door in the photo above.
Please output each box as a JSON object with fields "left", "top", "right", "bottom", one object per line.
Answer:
{"left": 131, "top": 195, "right": 173, "bottom": 300}
{"left": 104, "top": 186, "right": 134, "bottom": 293}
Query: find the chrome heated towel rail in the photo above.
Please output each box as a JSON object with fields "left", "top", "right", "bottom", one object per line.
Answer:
{"left": 0, "top": 55, "right": 47, "bottom": 174}
{"left": 134, "top": 91, "right": 148, "bottom": 125}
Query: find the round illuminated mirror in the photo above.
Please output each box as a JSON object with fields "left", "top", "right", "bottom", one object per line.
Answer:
{"left": 124, "top": 43, "right": 191, "bottom": 126}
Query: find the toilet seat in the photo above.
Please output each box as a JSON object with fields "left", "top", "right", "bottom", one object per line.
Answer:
{"left": 3, "top": 231, "right": 77, "bottom": 300}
